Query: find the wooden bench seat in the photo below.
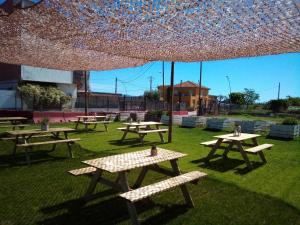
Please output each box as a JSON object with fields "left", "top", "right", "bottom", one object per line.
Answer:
{"left": 200, "top": 139, "right": 232, "bottom": 146}
{"left": 119, "top": 171, "right": 207, "bottom": 203}
{"left": 138, "top": 129, "right": 168, "bottom": 134}
{"left": 117, "top": 126, "right": 147, "bottom": 130}
{"left": 16, "top": 138, "right": 81, "bottom": 147}
{"left": 80, "top": 121, "right": 111, "bottom": 124}
{"left": 244, "top": 144, "right": 273, "bottom": 154}
{"left": 69, "top": 166, "right": 97, "bottom": 176}
{"left": 0, "top": 124, "right": 29, "bottom": 128}
{"left": 1, "top": 134, "right": 52, "bottom": 141}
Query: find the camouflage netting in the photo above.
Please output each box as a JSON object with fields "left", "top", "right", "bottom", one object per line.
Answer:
{"left": 0, "top": 0, "right": 299, "bottom": 71}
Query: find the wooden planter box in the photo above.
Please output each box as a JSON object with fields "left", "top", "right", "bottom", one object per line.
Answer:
{"left": 160, "top": 115, "right": 183, "bottom": 125}
{"left": 240, "top": 120, "right": 269, "bottom": 133}
{"left": 269, "top": 124, "right": 299, "bottom": 139}
{"left": 181, "top": 116, "right": 207, "bottom": 128}
{"left": 206, "top": 118, "right": 232, "bottom": 131}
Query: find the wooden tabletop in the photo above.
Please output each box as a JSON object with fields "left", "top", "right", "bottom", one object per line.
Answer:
{"left": 123, "top": 121, "right": 162, "bottom": 126}
{"left": 76, "top": 116, "right": 106, "bottom": 118}
{"left": 83, "top": 148, "right": 186, "bottom": 173}
{"left": 6, "top": 127, "right": 75, "bottom": 136}
{"left": 214, "top": 133, "right": 261, "bottom": 141}
{"left": 0, "top": 117, "right": 27, "bottom": 121}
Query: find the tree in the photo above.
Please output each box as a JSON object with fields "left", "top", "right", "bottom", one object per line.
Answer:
{"left": 144, "top": 90, "right": 159, "bottom": 101}
{"left": 286, "top": 96, "right": 300, "bottom": 106}
{"left": 244, "top": 88, "right": 259, "bottom": 107}
{"left": 267, "top": 99, "right": 289, "bottom": 112}
{"left": 229, "top": 92, "right": 245, "bottom": 105}
{"left": 18, "top": 83, "right": 71, "bottom": 110}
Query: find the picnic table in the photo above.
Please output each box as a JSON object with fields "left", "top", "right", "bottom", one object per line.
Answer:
{"left": 0, "top": 117, "right": 28, "bottom": 130}
{"left": 201, "top": 133, "right": 273, "bottom": 169}
{"left": 118, "top": 121, "right": 168, "bottom": 144}
{"left": 6, "top": 127, "right": 80, "bottom": 164}
{"left": 74, "top": 115, "right": 111, "bottom": 131}
{"left": 69, "top": 148, "right": 206, "bottom": 225}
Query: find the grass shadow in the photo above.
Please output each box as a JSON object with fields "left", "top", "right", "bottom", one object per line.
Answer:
{"left": 266, "top": 135, "right": 294, "bottom": 141}
{"left": 198, "top": 157, "right": 246, "bottom": 172}
{"left": 108, "top": 139, "right": 167, "bottom": 148}
{"left": 234, "top": 161, "right": 266, "bottom": 175}
{"left": 39, "top": 196, "right": 159, "bottom": 225}
{"left": 0, "top": 149, "right": 68, "bottom": 167}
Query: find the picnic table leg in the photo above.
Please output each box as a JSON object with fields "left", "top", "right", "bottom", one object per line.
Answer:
{"left": 133, "top": 167, "right": 149, "bottom": 188}
{"left": 12, "top": 135, "right": 19, "bottom": 159}
{"left": 251, "top": 138, "right": 259, "bottom": 146}
{"left": 155, "top": 124, "right": 165, "bottom": 142}
{"left": 236, "top": 141, "right": 253, "bottom": 169}
{"left": 121, "top": 130, "right": 128, "bottom": 142}
{"left": 84, "top": 169, "right": 103, "bottom": 200}
{"left": 138, "top": 133, "right": 145, "bottom": 145}
{"left": 222, "top": 142, "right": 234, "bottom": 158}
{"left": 205, "top": 138, "right": 223, "bottom": 163}
{"left": 251, "top": 137, "right": 266, "bottom": 162}
{"left": 104, "top": 123, "right": 108, "bottom": 132}
{"left": 75, "top": 118, "right": 80, "bottom": 129}
{"left": 24, "top": 147, "right": 31, "bottom": 165}
{"left": 63, "top": 131, "right": 74, "bottom": 158}
{"left": 170, "top": 159, "right": 194, "bottom": 208}
{"left": 119, "top": 171, "right": 140, "bottom": 225}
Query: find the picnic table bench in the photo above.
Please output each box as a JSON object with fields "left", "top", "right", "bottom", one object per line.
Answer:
{"left": 118, "top": 121, "right": 168, "bottom": 144}
{"left": 201, "top": 133, "right": 273, "bottom": 169}
{"left": 0, "top": 117, "right": 28, "bottom": 130}
{"left": 68, "top": 148, "right": 207, "bottom": 225}
{"left": 6, "top": 127, "right": 80, "bottom": 165}
{"left": 74, "top": 116, "right": 111, "bottom": 131}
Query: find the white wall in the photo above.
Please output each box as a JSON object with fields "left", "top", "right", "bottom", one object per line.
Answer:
{"left": 0, "top": 90, "right": 21, "bottom": 109}
{"left": 21, "top": 65, "right": 73, "bottom": 84}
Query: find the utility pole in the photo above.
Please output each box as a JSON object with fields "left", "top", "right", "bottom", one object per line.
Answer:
{"left": 115, "top": 77, "right": 118, "bottom": 94}
{"left": 148, "top": 76, "right": 153, "bottom": 92}
{"left": 198, "top": 62, "right": 203, "bottom": 116}
{"left": 162, "top": 61, "right": 165, "bottom": 101}
{"left": 277, "top": 82, "right": 280, "bottom": 100}
{"left": 226, "top": 75, "right": 232, "bottom": 112}
{"left": 84, "top": 71, "right": 88, "bottom": 116}
{"left": 168, "top": 62, "right": 175, "bottom": 143}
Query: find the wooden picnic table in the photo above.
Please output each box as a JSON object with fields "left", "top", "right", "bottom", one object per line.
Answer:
{"left": 74, "top": 115, "right": 110, "bottom": 131}
{"left": 0, "top": 117, "right": 28, "bottom": 130}
{"left": 69, "top": 148, "right": 206, "bottom": 225}
{"left": 203, "top": 133, "right": 273, "bottom": 169}
{"left": 6, "top": 127, "right": 79, "bottom": 164}
{"left": 118, "top": 121, "right": 168, "bottom": 144}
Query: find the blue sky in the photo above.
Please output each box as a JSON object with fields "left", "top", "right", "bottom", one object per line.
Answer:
{"left": 91, "top": 53, "right": 300, "bottom": 102}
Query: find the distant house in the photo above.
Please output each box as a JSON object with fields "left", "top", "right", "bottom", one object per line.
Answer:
{"left": 158, "top": 81, "right": 217, "bottom": 111}
{"left": 0, "top": 63, "right": 79, "bottom": 110}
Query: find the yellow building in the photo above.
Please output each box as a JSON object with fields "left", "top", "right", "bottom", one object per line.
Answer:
{"left": 158, "top": 81, "right": 216, "bottom": 111}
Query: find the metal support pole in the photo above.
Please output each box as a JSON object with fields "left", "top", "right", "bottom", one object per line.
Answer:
{"left": 84, "top": 71, "right": 88, "bottom": 116}
{"left": 168, "top": 62, "right": 175, "bottom": 143}
{"left": 198, "top": 62, "right": 203, "bottom": 116}
{"left": 162, "top": 61, "right": 165, "bottom": 102}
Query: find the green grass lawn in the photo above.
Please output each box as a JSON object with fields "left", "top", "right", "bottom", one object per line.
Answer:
{"left": 0, "top": 122, "right": 300, "bottom": 225}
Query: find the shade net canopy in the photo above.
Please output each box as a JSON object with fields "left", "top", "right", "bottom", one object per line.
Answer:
{"left": 0, "top": 0, "right": 299, "bottom": 71}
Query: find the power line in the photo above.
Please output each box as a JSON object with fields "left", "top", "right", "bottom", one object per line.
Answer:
{"left": 119, "top": 62, "right": 154, "bottom": 83}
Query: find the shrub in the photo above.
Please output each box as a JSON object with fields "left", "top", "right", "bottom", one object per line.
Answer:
{"left": 282, "top": 117, "right": 298, "bottom": 125}
{"left": 267, "top": 99, "right": 289, "bottom": 113}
